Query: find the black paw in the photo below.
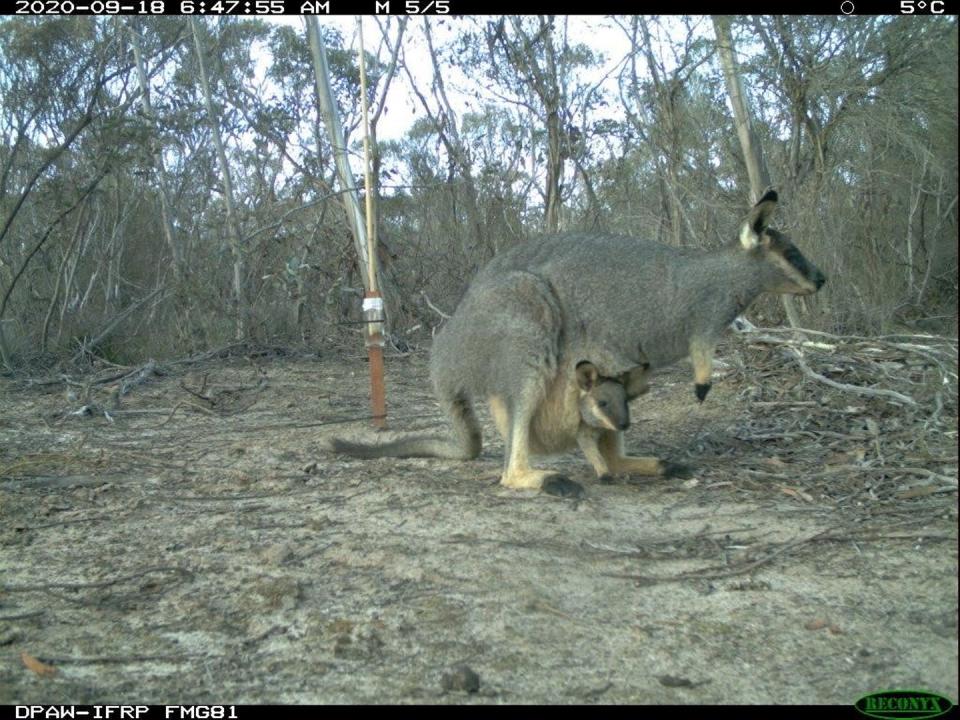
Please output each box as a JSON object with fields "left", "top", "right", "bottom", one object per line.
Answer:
{"left": 695, "top": 383, "right": 712, "bottom": 403}
{"left": 662, "top": 462, "right": 694, "bottom": 479}
{"left": 542, "top": 475, "right": 585, "bottom": 499}
{"left": 598, "top": 473, "right": 616, "bottom": 484}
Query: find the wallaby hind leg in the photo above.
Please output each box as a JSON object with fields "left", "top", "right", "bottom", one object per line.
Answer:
{"left": 443, "top": 391, "right": 483, "bottom": 460}
{"left": 500, "top": 390, "right": 584, "bottom": 498}
{"left": 597, "top": 430, "right": 691, "bottom": 479}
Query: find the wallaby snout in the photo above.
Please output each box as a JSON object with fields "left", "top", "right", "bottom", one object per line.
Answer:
{"left": 739, "top": 191, "right": 827, "bottom": 297}
{"left": 768, "top": 232, "right": 827, "bottom": 296}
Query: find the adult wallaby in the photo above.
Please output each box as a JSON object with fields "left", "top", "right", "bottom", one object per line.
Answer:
{"left": 327, "top": 267, "right": 646, "bottom": 481}
{"left": 329, "top": 191, "right": 825, "bottom": 498}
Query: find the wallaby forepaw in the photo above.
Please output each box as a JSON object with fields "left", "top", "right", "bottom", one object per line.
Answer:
{"left": 695, "top": 383, "right": 712, "bottom": 403}
{"left": 662, "top": 461, "right": 694, "bottom": 479}
{"left": 598, "top": 473, "right": 616, "bottom": 485}
{"left": 542, "top": 475, "right": 585, "bottom": 499}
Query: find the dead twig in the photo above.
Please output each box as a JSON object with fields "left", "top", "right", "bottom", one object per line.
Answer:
{"left": 156, "top": 400, "right": 218, "bottom": 428}
{"left": 786, "top": 347, "right": 918, "bottom": 407}
{"left": 421, "top": 291, "right": 451, "bottom": 319}
{"left": 582, "top": 525, "right": 760, "bottom": 556}
{"left": 71, "top": 288, "right": 166, "bottom": 364}
{"left": 179, "top": 373, "right": 211, "bottom": 402}
{"left": 113, "top": 359, "right": 158, "bottom": 405}
{"left": 606, "top": 525, "right": 955, "bottom": 586}
{"left": 30, "top": 653, "right": 214, "bottom": 665}
{"left": 0, "top": 610, "right": 46, "bottom": 622}
{"left": 2, "top": 565, "right": 192, "bottom": 593}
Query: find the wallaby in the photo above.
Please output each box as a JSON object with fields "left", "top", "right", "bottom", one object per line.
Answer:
{"left": 328, "top": 358, "right": 635, "bottom": 473}
{"left": 329, "top": 191, "right": 825, "bottom": 499}
{"left": 571, "top": 361, "right": 649, "bottom": 485}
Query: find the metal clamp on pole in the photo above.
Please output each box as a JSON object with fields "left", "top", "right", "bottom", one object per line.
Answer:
{"left": 362, "top": 293, "right": 385, "bottom": 335}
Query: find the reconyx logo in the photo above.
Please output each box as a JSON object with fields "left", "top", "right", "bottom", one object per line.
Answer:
{"left": 856, "top": 690, "right": 955, "bottom": 720}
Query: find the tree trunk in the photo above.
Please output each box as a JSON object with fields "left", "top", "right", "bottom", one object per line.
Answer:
{"left": 190, "top": 18, "right": 245, "bottom": 341}
{"left": 128, "top": 20, "right": 182, "bottom": 279}
{"left": 525, "top": 16, "right": 563, "bottom": 233}
{"left": 420, "top": 20, "right": 488, "bottom": 258}
{"left": 713, "top": 16, "right": 799, "bottom": 328}
{"left": 712, "top": 16, "right": 771, "bottom": 202}
{"left": 495, "top": 16, "right": 565, "bottom": 234}
{"left": 306, "top": 18, "right": 393, "bottom": 331}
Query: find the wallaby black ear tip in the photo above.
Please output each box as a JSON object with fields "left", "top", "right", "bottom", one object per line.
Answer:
{"left": 575, "top": 360, "right": 596, "bottom": 376}
{"left": 575, "top": 360, "right": 598, "bottom": 388}
{"left": 759, "top": 190, "right": 778, "bottom": 204}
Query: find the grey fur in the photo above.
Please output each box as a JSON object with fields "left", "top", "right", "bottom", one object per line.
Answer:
{"left": 328, "top": 192, "right": 825, "bottom": 495}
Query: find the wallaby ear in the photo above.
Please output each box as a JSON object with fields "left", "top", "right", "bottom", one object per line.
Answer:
{"left": 739, "top": 189, "right": 778, "bottom": 250}
{"left": 636, "top": 344, "right": 650, "bottom": 370}
{"left": 575, "top": 361, "right": 599, "bottom": 391}
{"left": 621, "top": 367, "right": 651, "bottom": 400}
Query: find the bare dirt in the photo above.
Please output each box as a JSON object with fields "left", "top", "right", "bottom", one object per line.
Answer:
{"left": 1, "top": 342, "right": 957, "bottom": 705}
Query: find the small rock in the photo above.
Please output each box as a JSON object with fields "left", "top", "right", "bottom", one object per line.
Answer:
{"left": 254, "top": 577, "right": 301, "bottom": 610}
{"left": 259, "top": 544, "right": 294, "bottom": 565}
{"left": 728, "top": 579, "right": 772, "bottom": 592}
{"left": 333, "top": 627, "right": 384, "bottom": 661}
{"left": 441, "top": 664, "right": 480, "bottom": 693}
{"left": 657, "top": 674, "right": 694, "bottom": 687}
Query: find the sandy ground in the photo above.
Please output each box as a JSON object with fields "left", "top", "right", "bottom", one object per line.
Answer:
{"left": 1, "top": 349, "right": 957, "bottom": 704}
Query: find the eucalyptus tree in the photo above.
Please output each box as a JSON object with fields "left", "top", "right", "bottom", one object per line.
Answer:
{"left": 615, "top": 16, "right": 715, "bottom": 247}
{"left": 0, "top": 17, "right": 151, "bottom": 366}
{"left": 745, "top": 15, "right": 958, "bottom": 330}
{"left": 437, "top": 16, "right": 606, "bottom": 234}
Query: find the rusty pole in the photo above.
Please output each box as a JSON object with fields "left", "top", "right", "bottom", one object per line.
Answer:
{"left": 358, "top": 19, "right": 387, "bottom": 428}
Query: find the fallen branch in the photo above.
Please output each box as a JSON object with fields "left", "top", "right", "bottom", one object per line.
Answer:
{"left": 606, "top": 526, "right": 955, "bottom": 586}
{"left": 32, "top": 653, "right": 214, "bottom": 666}
{"left": 71, "top": 287, "right": 166, "bottom": 364}
{"left": 2, "top": 565, "right": 191, "bottom": 593}
{"left": 157, "top": 400, "right": 217, "bottom": 428}
{"left": 114, "top": 359, "right": 158, "bottom": 403}
{"left": 0, "top": 475, "right": 119, "bottom": 490}
{"left": 787, "top": 347, "right": 917, "bottom": 406}
{"left": 0, "top": 610, "right": 46, "bottom": 622}
{"left": 421, "top": 291, "right": 451, "bottom": 319}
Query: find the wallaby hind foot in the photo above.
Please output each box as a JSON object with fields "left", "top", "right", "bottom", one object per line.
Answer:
{"left": 661, "top": 461, "right": 694, "bottom": 479}
{"left": 607, "top": 455, "right": 693, "bottom": 478}
{"left": 542, "top": 475, "right": 585, "bottom": 498}
{"left": 499, "top": 466, "right": 585, "bottom": 499}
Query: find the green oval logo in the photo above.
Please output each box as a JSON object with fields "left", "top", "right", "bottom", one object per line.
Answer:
{"left": 856, "top": 690, "right": 955, "bottom": 720}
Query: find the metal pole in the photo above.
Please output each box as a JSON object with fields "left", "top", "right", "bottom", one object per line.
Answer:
{"left": 358, "top": 18, "right": 387, "bottom": 428}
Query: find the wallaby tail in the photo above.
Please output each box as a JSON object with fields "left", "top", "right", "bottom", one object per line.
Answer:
{"left": 326, "top": 392, "right": 482, "bottom": 461}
